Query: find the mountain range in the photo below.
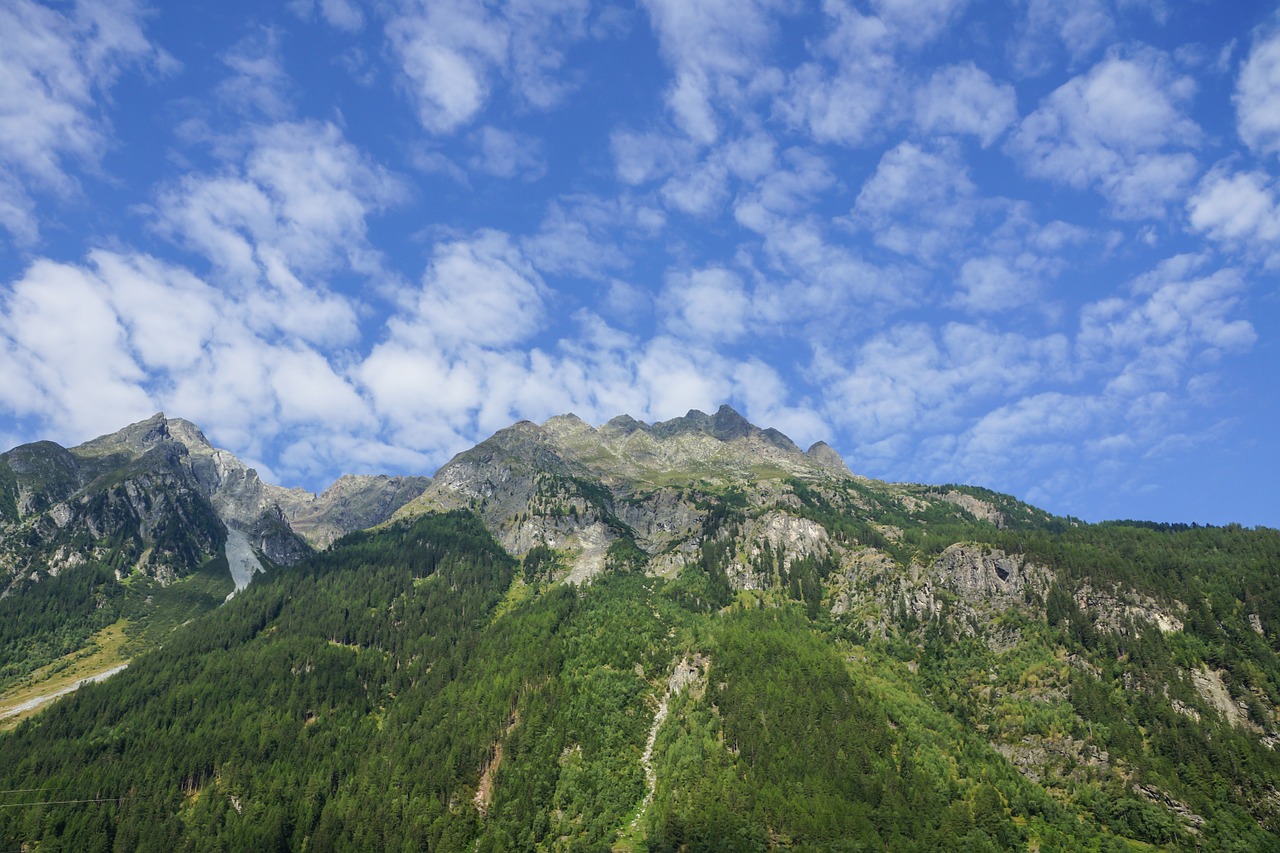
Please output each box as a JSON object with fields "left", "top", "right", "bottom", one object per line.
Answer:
{"left": 1, "top": 408, "right": 1278, "bottom": 851}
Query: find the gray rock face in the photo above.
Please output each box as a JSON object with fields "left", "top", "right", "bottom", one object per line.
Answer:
{"left": 395, "top": 405, "right": 856, "bottom": 584}
{"left": 395, "top": 420, "right": 615, "bottom": 578}
{"left": 1, "top": 413, "right": 428, "bottom": 592}
{"left": 827, "top": 542, "right": 1056, "bottom": 639}
{"left": 930, "top": 543, "right": 1046, "bottom": 604}
{"left": 805, "top": 441, "right": 852, "bottom": 476}
{"left": 274, "top": 474, "right": 432, "bottom": 548}
{"left": 1072, "top": 582, "right": 1185, "bottom": 635}
{"left": 556, "top": 405, "right": 846, "bottom": 485}
{"left": 1, "top": 424, "right": 230, "bottom": 588}
{"left": 3, "top": 412, "right": 304, "bottom": 591}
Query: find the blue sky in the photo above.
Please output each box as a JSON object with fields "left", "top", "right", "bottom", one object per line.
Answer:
{"left": 1, "top": 0, "right": 1278, "bottom": 527}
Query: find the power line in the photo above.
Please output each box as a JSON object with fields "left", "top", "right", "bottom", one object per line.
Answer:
{"left": 0, "top": 797, "right": 131, "bottom": 808}
{"left": 0, "top": 789, "right": 43, "bottom": 794}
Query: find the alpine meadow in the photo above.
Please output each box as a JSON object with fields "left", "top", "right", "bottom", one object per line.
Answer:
{"left": 2, "top": 1, "right": 1280, "bottom": 851}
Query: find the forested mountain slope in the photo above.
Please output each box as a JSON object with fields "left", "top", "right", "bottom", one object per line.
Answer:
{"left": 0, "top": 415, "right": 428, "bottom": 693}
{"left": 1, "top": 409, "right": 1278, "bottom": 850}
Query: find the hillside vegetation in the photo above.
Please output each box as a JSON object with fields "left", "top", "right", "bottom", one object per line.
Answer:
{"left": 1, "top": 409, "right": 1278, "bottom": 850}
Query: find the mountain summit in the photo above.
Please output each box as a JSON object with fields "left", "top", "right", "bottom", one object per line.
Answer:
{"left": 0, "top": 414, "right": 429, "bottom": 595}
{"left": 391, "top": 405, "right": 1013, "bottom": 587}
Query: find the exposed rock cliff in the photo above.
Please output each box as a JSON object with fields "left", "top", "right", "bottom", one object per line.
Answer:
{"left": 273, "top": 474, "right": 431, "bottom": 548}
{"left": 394, "top": 406, "right": 855, "bottom": 583}
{"left": 1, "top": 414, "right": 429, "bottom": 592}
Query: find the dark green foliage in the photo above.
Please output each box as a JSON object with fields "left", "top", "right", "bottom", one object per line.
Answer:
{"left": 662, "top": 538, "right": 735, "bottom": 613}
{"left": 0, "top": 471, "right": 230, "bottom": 690}
{"left": 0, "top": 455, "right": 19, "bottom": 523}
{"left": 521, "top": 542, "right": 557, "bottom": 584}
{"left": 0, "top": 562, "right": 123, "bottom": 684}
{"left": 605, "top": 535, "right": 648, "bottom": 573}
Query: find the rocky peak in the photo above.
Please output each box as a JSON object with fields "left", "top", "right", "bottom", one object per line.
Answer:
{"left": 805, "top": 441, "right": 852, "bottom": 476}
{"left": 602, "top": 414, "right": 644, "bottom": 434}
{"left": 165, "top": 418, "right": 214, "bottom": 451}
{"left": 275, "top": 474, "right": 432, "bottom": 548}
{"left": 73, "top": 412, "right": 173, "bottom": 458}
{"left": 649, "top": 404, "right": 755, "bottom": 442}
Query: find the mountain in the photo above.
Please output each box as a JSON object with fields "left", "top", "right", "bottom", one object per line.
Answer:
{"left": 273, "top": 474, "right": 433, "bottom": 549}
{"left": 0, "top": 414, "right": 429, "bottom": 688}
{"left": 1, "top": 408, "right": 1279, "bottom": 851}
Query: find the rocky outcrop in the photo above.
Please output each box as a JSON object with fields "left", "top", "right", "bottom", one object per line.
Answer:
{"left": 392, "top": 406, "right": 860, "bottom": 586}
{"left": 1188, "top": 666, "right": 1273, "bottom": 736}
{"left": 1072, "top": 583, "right": 1184, "bottom": 635}
{"left": 273, "top": 474, "right": 431, "bottom": 548}
{"left": 1, "top": 413, "right": 422, "bottom": 592}
{"left": 393, "top": 421, "right": 625, "bottom": 580}
{"left": 805, "top": 441, "right": 852, "bottom": 476}
{"left": 930, "top": 543, "right": 1048, "bottom": 606}
{"left": 995, "top": 735, "right": 1112, "bottom": 785}
{"left": 727, "top": 511, "right": 834, "bottom": 590}
{"left": 544, "top": 405, "right": 851, "bottom": 487}
{"left": 827, "top": 543, "right": 1055, "bottom": 638}
{"left": 1, "top": 431, "right": 229, "bottom": 587}
{"left": 934, "top": 490, "right": 1005, "bottom": 527}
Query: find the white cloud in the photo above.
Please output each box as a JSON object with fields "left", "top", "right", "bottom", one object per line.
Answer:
{"left": 1010, "top": 0, "right": 1115, "bottom": 74}
{"left": 822, "top": 248, "right": 1257, "bottom": 496}
{"left": 611, "top": 130, "right": 696, "bottom": 186}
{"left": 740, "top": 147, "right": 833, "bottom": 216}
{"left": 660, "top": 158, "right": 731, "bottom": 216}
{"left": 652, "top": 130, "right": 792, "bottom": 219}
{"left": 639, "top": 0, "right": 789, "bottom": 143}
{"left": 215, "top": 29, "right": 294, "bottom": 120}
{"left": 468, "top": 126, "right": 546, "bottom": 180}
{"left": 662, "top": 267, "right": 750, "bottom": 342}
{"left": 0, "top": 258, "right": 152, "bottom": 439}
{"left": 289, "top": 0, "right": 364, "bottom": 32}
{"left": 392, "top": 230, "right": 548, "bottom": 350}
{"left": 640, "top": 0, "right": 782, "bottom": 79}
{"left": 775, "top": 5, "right": 898, "bottom": 147}
{"left": 1188, "top": 167, "right": 1280, "bottom": 267}
{"left": 159, "top": 121, "right": 403, "bottom": 277}
{"left": 1009, "top": 50, "right": 1201, "bottom": 217}
{"left": 850, "top": 141, "right": 978, "bottom": 262}
{"left": 1077, "top": 255, "right": 1256, "bottom": 395}
{"left": 949, "top": 392, "right": 1100, "bottom": 479}
{"left": 0, "top": 248, "right": 382, "bottom": 469}
{"left": 386, "top": 1, "right": 508, "bottom": 134}
{"left": 1101, "top": 152, "right": 1199, "bottom": 220}
{"left": 503, "top": 0, "right": 592, "bottom": 109}
{"left": 521, "top": 198, "right": 629, "bottom": 280}
{"left": 954, "top": 255, "right": 1044, "bottom": 313}
{"left": 155, "top": 120, "right": 405, "bottom": 344}
{"left": 829, "top": 323, "right": 1067, "bottom": 441}
{"left": 914, "top": 63, "right": 1017, "bottom": 147}
{"left": 776, "top": 0, "right": 979, "bottom": 149}
{"left": 735, "top": 204, "right": 918, "bottom": 331}
{"left": 869, "top": 0, "right": 970, "bottom": 48}
{"left": 0, "top": 175, "right": 38, "bottom": 246}
{"left": 90, "top": 251, "right": 222, "bottom": 373}
{"left": 1235, "top": 23, "right": 1280, "bottom": 157}
{"left": 386, "top": 0, "right": 591, "bottom": 135}
{"left": 0, "top": 0, "right": 165, "bottom": 242}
